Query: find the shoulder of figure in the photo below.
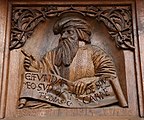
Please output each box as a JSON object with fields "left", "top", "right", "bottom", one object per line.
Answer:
{"left": 42, "top": 47, "right": 57, "bottom": 60}
{"left": 88, "top": 44, "right": 114, "bottom": 60}
{"left": 85, "top": 44, "right": 106, "bottom": 54}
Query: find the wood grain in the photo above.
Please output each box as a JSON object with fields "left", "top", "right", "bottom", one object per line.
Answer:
{"left": 0, "top": 0, "right": 8, "bottom": 118}
{"left": 0, "top": 0, "right": 144, "bottom": 119}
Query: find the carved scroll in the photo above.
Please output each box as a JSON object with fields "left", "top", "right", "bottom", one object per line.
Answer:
{"left": 10, "top": 5, "right": 134, "bottom": 50}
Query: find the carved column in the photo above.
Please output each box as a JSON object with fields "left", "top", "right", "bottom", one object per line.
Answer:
{"left": 0, "top": 0, "right": 8, "bottom": 118}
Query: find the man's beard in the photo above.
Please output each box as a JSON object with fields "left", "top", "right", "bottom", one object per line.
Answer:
{"left": 54, "top": 37, "right": 79, "bottom": 67}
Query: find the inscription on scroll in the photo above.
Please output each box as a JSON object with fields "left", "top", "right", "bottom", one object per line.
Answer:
{"left": 20, "top": 72, "right": 117, "bottom": 108}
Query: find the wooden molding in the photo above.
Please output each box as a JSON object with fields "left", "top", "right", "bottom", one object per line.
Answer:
{"left": 1, "top": 0, "right": 144, "bottom": 119}
{"left": 0, "top": 0, "right": 8, "bottom": 118}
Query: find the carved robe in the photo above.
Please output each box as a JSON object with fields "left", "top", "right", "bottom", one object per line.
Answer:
{"left": 20, "top": 44, "right": 127, "bottom": 108}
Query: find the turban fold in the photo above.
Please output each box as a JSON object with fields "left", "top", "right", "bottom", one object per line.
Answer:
{"left": 53, "top": 17, "right": 91, "bottom": 43}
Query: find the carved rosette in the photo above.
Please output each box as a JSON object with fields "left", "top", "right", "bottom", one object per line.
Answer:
{"left": 10, "top": 5, "right": 134, "bottom": 50}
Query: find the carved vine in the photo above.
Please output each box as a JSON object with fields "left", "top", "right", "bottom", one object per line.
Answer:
{"left": 10, "top": 5, "right": 134, "bottom": 50}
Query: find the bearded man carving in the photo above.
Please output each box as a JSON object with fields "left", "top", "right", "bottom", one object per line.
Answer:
{"left": 20, "top": 16, "right": 127, "bottom": 108}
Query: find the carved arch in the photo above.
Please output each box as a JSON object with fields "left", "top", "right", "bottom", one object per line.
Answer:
{"left": 10, "top": 5, "right": 134, "bottom": 50}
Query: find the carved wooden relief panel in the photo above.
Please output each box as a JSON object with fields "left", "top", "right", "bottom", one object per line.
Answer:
{"left": 1, "top": 0, "right": 142, "bottom": 119}
{"left": 12, "top": 5, "right": 131, "bottom": 108}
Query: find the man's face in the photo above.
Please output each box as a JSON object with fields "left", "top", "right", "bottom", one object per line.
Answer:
{"left": 60, "top": 27, "right": 78, "bottom": 41}
{"left": 55, "top": 27, "right": 79, "bottom": 67}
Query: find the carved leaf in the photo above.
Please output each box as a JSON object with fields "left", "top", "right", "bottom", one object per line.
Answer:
{"left": 10, "top": 6, "right": 134, "bottom": 50}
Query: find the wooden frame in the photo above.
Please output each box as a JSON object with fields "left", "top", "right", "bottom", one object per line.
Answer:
{"left": 0, "top": 0, "right": 144, "bottom": 119}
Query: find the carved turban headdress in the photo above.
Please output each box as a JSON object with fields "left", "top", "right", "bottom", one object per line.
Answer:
{"left": 53, "top": 17, "right": 92, "bottom": 43}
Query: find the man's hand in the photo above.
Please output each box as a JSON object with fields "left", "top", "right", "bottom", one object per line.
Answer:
{"left": 23, "top": 56, "right": 33, "bottom": 71}
{"left": 73, "top": 77, "right": 97, "bottom": 95}
{"left": 21, "top": 50, "right": 38, "bottom": 72}
{"left": 73, "top": 80, "right": 87, "bottom": 95}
